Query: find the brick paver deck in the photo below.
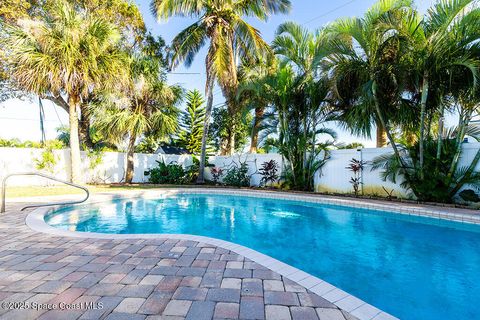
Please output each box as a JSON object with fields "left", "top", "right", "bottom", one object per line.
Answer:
{"left": 0, "top": 209, "right": 358, "bottom": 320}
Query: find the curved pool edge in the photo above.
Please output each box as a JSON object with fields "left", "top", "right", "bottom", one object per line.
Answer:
{"left": 25, "top": 187, "right": 477, "bottom": 320}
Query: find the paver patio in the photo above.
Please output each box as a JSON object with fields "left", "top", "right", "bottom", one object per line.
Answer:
{"left": 0, "top": 208, "right": 358, "bottom": 320}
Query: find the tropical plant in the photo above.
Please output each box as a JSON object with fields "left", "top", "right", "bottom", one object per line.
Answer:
{"left": 459, "top": 189, "right": 480, "bottom": 203}
{"left": 223, "top": 163, "right": 250, "bottom": 187}
{"left": 210, "top": 106, "right": 253, "bottom": 154}
{"left": 241, "top": 22, "right": 337, "bottom": 191}
{"left": 210, "top": 167, "right": 224, "bottom": 184}
{"left": 259, "top": 160, "right": 279, "bottom": 187}
{"left": 177, "top": 89, "right": 206, "bottom": 154}
{"left": 3, "top": 0, "right": 128, "bottom": 183}
{"left": 236, "top": 56, "right": 278, "bottom": 153}
{"left": 262, "top": 137, "right": 279, "bottom": 153}
{"left": 93, "top": 38, "right": 183, "bottom": 184}
{"left": 0, "top": 138, "right": 64, "bottom": 149}
{"left": 34, "top": 143, "right": 59, "bottom": 175}
{"left": 135, "top": 135, "right": 161, "bottom": 154}
{"left": 86, "top": 148, "right": 105, "bottom": 183}
{"left": 400, "top": 0, "right": 480, "bottom": 183}
{"left": 347, "top": 158, "right": 366, "bottom": 196}
{"left": 326, "top": 0, "right": 416, "bottom": 149}
{"left": 145, "top": 160, "right": 186, "bottom": 184}
{"left": 151, "top": 0, "right": 291, "bottom": 182}
{"left": 337, "top": 142, "right": 365, "bottom": 150}
{"left": 371, "top": 126, "right": 480, "bottom": 202}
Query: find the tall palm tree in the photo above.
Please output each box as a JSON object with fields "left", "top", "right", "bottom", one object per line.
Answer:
{"left": 405, "top": 0, "right": 480, "bottom": 179}
{"left": 94, "top": 54, "right": 183, "bottom": 183}
{"left": 237, "top": 56, "right": 277, "bottom": 153}
{"left": 151, "top": 0, "right": 291, "bottom": 183}
{"left": 251, "top": 63, "right": 335, "bottom": 191}
{"left": 4, "top": 0, "right": 127, "bottom": 183}
{"left": 325, "top": 0, "right": 414, "bottom": 148}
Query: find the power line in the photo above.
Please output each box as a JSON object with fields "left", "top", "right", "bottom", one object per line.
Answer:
{"left": 302, "top": 0, "right": 357, "bottom": 25}
{"left": 52, "top": 102, "right": 64, "bottom": 126}
{"left": 0, "top": 116, "right": 60, "bottom": 122}
{"left": 168, "top": 72, "right": 203, "bottom": 75}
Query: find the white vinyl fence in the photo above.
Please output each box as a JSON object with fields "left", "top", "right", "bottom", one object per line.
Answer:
{"left": 1, "top": 144, "right": 480, "bottom": 198}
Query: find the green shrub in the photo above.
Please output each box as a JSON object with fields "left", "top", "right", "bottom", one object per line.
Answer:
{"left": 0, "top": 138, "right": 65, "bottom": 149}
{"left": 145, "top": 160, "right": 186, "bottom": 184}
{"left": 459, "top": 189, "right": 480, "bottom": 203}
{"left": 223, "top": 163, "right": 250, "bottom": 187}
{"left": 34, "top": 143, "right": 59, "bottom": 174}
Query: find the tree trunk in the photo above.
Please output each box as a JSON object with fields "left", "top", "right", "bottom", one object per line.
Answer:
{"left": 419, "top": 75, "right": 429, "bottom": 179}
{"left": 79, "top": 103, "right": 94, "bottom": 150}
{"left": 436, "top": 105, "right": 445, "bottom": 160}
{"left": 68, "top": 94, "right": 82, "bottom": 184}
{"left": 219, "top": 138, "right": 229, "bottom": 155}
{"left": 229, "top": 123, "right": 236, "bottom": 155}
{"left": 376, "top": 119, "right": 388, "bottom": 147}
{"left": 197, "top": 76, "right": 215, "bottom": 184}
{"left": 372, "top": 84, "right": 416, "bottom": 195}
{"left": 125, "top": 132, "right": 136, "bottom": 184}
{"left": 250, "top": 106, "right": 264, "bottom": 153}
{"left": 447, "top": 109, "right": 473, "bottom": 183}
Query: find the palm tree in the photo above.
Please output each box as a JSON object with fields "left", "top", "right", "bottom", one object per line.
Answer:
{"left": 237, "top": 56, "right": 278, "bottom": 153}
{"left": 405, "top": 0, "right": 480, "bottom": 179}
{"left": 94, "top": 54, "right": 183, "bottom": 184}
{"left": 325, "top": 0, "right": 415, "bottom": 148}
{"left": 3, "top": 1, "right": 127, "bottom": 183}
{"left": 151, "top": 0, "right": 291, "bottom": 183}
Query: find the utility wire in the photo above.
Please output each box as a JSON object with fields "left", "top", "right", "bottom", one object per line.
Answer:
{"left": 0, "top": 117, "right": 60, "bottom": 122}
{"left": 302, "top": 0, "right": 356, "bottom": 25}
{"left": 52, "top": 102, "right": 64, "bottom": 126}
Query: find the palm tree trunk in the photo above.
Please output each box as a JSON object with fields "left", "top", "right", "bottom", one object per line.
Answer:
{"left": 436, "top": 105, "right": 445, "bottom": 160}
{"left": 250, "top": 106, "right": 264, "bottom": 153}
{"left": 125, "top": 132, "right": 136, "bottom": 184}
{"left": 376, "top": 119, "right": 388, "bottom": 147}
{"left": 197, "top": 76, "right": 215, "bottom": 184}
{"left": 229, "top": 124, "right": 236, "bottom": 155}
{"left": 372, "top": 87, "right": 416, "bottom": 195}
{"left": 447, "top": 109, "right": 473, "bottom": 183}
{"left": 68, "top": 94, "right": 82, "bottom": 184}
{"left": 419, "top": 75, "right": 429, "bottom": 179}
{"left": 220, "top": 139, "right": 229, "bottom": 155}
{"left": 79, "top": 103, "right": 94, "bottom": 150}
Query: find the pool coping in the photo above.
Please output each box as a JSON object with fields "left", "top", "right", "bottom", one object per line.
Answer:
{"left": 25, "top": 187, "right": 479, "bottom": 320}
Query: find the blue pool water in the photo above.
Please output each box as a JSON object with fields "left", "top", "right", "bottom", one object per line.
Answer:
{"left": 46, "top": 194, "right": 480, "bottom": 320}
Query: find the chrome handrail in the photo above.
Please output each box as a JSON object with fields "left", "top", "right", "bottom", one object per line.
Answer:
{"left": 1, "top": 172, "right": 89, "bottom": 213}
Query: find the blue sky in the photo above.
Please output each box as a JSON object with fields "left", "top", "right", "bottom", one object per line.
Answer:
{"left": 0, "top": 0, "right": 435, "bottom": 146}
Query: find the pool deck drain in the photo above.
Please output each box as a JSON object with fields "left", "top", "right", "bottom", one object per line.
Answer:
{"left": 2, "top": 187, "right": 466, "bottom": 320}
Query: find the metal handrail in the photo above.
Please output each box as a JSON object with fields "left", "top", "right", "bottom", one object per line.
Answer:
{"left": 1, "top": 172, "right": 90, "bottom": 213}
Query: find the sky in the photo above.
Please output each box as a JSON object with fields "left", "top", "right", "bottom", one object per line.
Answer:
{"left": 0, "top": 0, "right": 436, "bottom": 147}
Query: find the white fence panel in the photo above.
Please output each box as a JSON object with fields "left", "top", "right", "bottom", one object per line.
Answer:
{"left": 2, "top": 144, "right": 480, "bottom": 198}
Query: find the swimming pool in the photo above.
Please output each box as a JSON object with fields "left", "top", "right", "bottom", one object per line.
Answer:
{"left": 45, "top": 193, "right": 480, "bottom": 320}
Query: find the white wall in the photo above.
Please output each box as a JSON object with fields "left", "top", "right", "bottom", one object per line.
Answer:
{"left": 315, "top": 148, "right": 408, "bottom": 197}
{"left": 0, "top": 148, "right": 283, "bottom": 187}
{"left": 315, "top": 143, "right": 480, "bottom": 198}
{"left": 2, "top": 144, "right": 480, "bottom": 199}
{"left": 205, "top": 153, "right": 284, "bottom": 186}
